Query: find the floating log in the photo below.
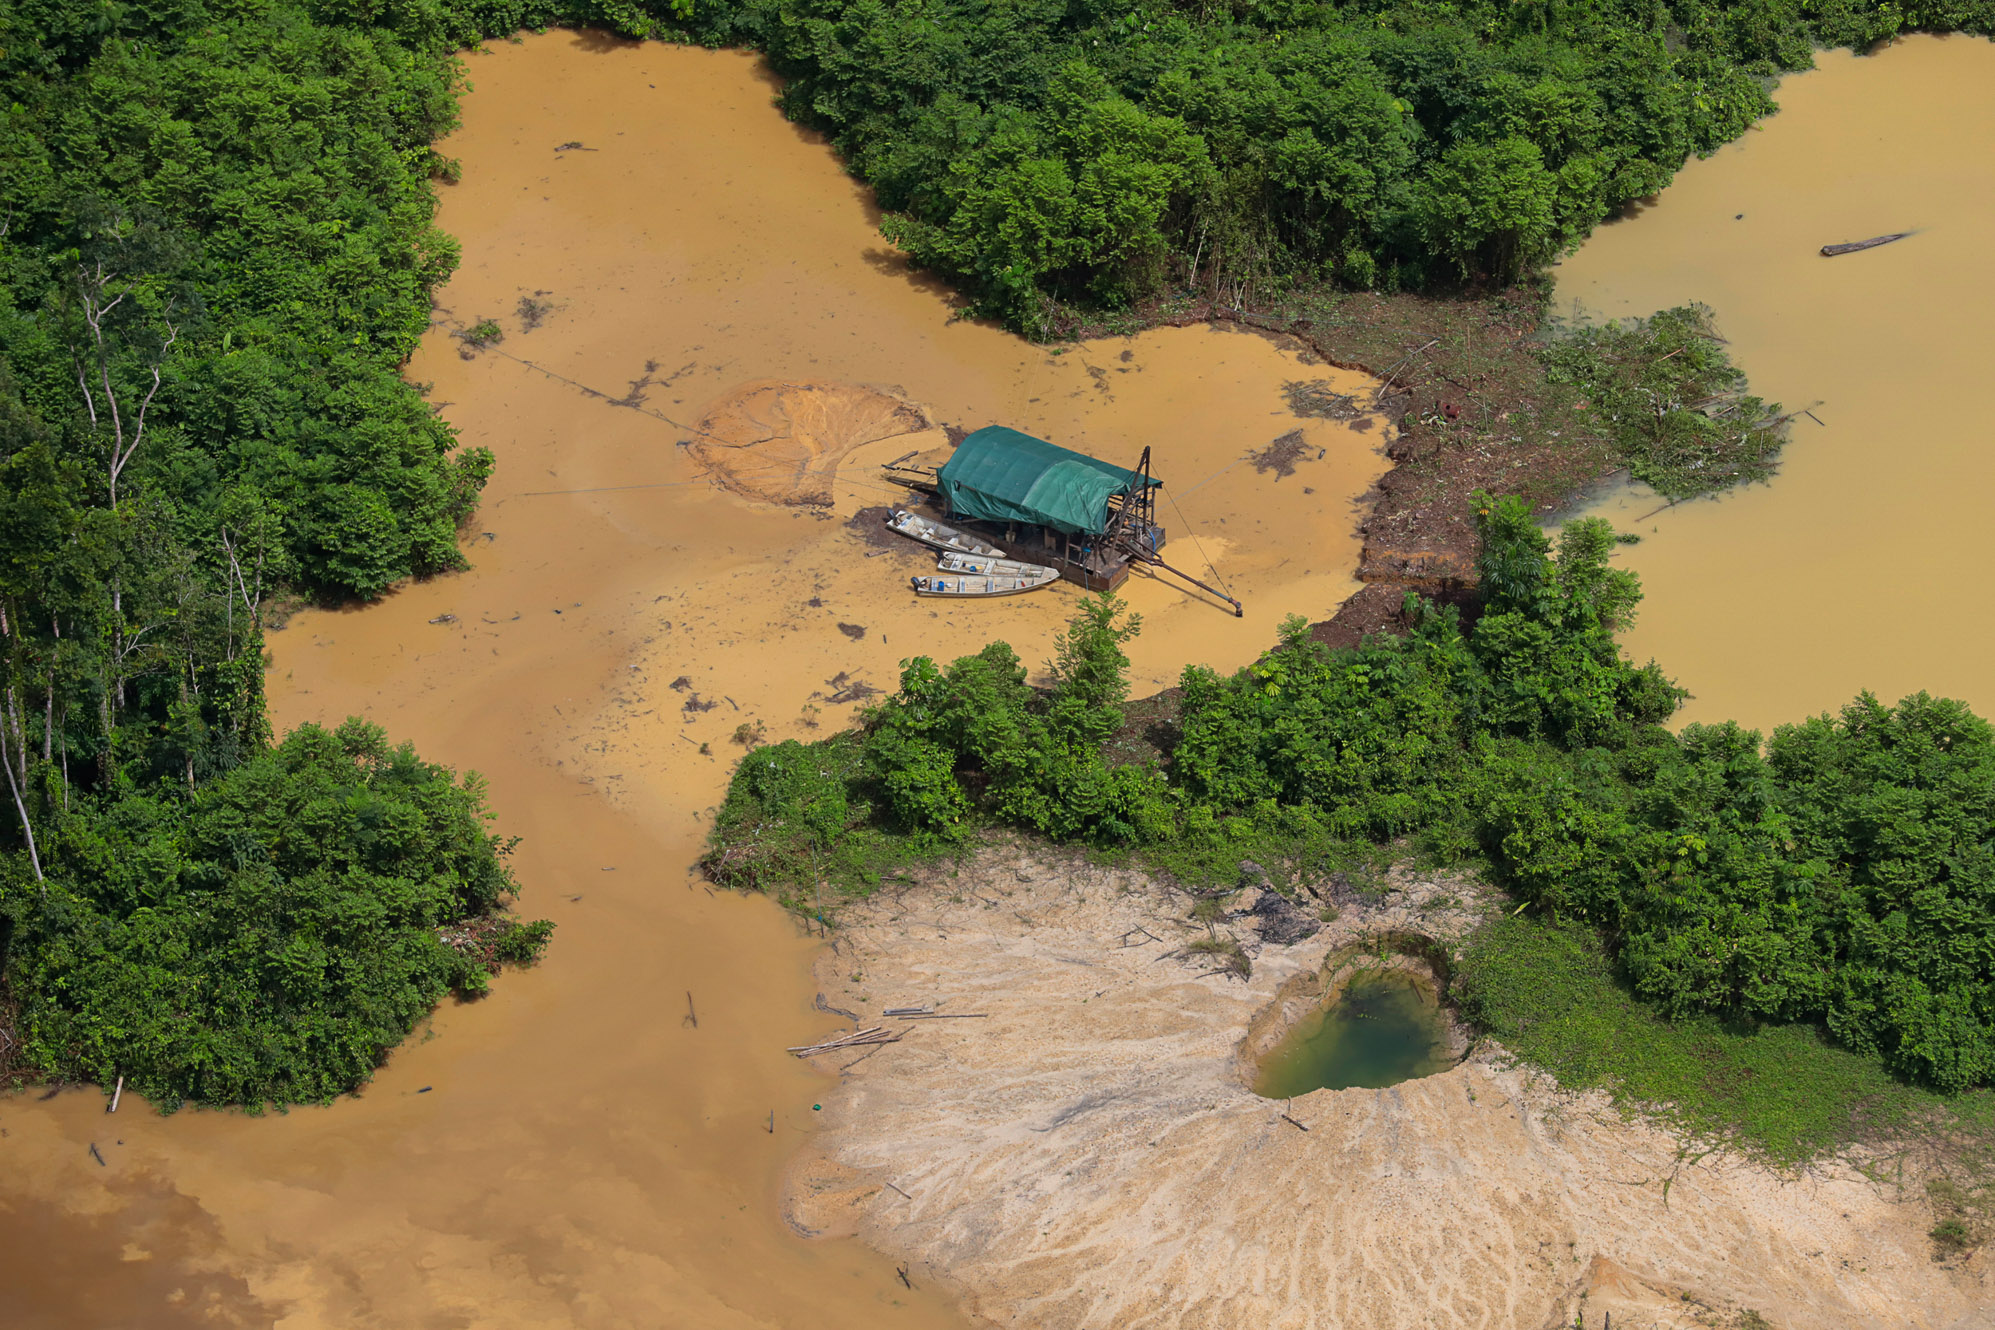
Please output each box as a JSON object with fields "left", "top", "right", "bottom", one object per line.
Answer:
{"left": 1820, "top": 232, "right": 1911, "bottom": 257}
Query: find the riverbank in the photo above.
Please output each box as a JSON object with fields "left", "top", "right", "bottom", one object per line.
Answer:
{"left": 786, "top": 844, "right": 1985, "bottom": 1329}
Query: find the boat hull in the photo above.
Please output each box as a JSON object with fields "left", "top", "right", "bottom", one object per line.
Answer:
{"left": 936, "top": 552, "right": 1055, "bottom": 577}
{"left": 887, "top": 508, "right": 1006, "bottom": 559}
{"left": 911, "top": 570, "right": 1057, "bottom": 597}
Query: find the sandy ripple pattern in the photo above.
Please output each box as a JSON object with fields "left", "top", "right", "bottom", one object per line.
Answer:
{"left": 787, "top": 853, "right": 1992, "bottom": 1329}
{"left": 689, "top": 379, "right": 937, "bottom": 506}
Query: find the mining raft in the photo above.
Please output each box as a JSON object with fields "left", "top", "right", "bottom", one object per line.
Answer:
{"left": 884, "top": 425, "right": 1242, "bottom": 615}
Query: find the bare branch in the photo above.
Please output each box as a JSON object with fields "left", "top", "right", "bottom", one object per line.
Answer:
{"left": 71, "top": 259, "right": 170, "bottom": 510}
{"left": 118, "top": 315, "right": 178, "bottom": 494}
{"left": 0, "top": 686, "right": 43, "bottom": 884}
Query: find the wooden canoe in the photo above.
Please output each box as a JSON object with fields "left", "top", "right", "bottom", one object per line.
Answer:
{"left": 1820, "top": 232, "right": 1911, "bottom": 257}
{"left": 887, "top": 508, "right": 1005, "bottom": 559}
{"left": 936, "top": 551, "right": 1055, "bottom": 577}
{"left": 911, "top": 567, "right": 1059, "bottom": 598}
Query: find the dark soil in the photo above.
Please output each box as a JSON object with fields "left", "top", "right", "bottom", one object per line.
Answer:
{"left": 1250, "top": 429, "right": 1311, "bottom": 479}
{"left": 1105, "top": 690, "right": 1184, "bottom": 769}
{"left": 1059, "top": 280, "right": 1622, "bottom": 626}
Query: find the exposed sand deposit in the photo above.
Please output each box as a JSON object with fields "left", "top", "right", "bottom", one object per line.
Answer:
{"left": 788, "top": 851, "right": 1991, "bottom": 1330}
{"left": 690, "top": 380, "right": 938, "bottom": 507}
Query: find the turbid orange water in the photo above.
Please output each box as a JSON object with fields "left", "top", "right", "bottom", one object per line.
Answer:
{"left": 14, "top": 29, "right": 1993, "bottom": 1329}
{"left": 0, "top": 33, "right": 1387, "bottom": 1328}
{"left": 1556, "top": 35, "right": 1995, "bottom": 733}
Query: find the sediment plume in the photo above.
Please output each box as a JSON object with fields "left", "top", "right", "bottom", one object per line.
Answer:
{"left": 690, "top": 380, "right": 937, "bottom": 506}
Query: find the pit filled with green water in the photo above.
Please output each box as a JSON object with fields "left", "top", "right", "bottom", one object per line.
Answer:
{"left": 1253, "top": 971, "right": 1454, "bottom": 1098}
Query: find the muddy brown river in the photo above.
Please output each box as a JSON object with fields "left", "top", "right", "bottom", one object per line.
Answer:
{"left": 1558, "top": 35, "right": 1995, "bottom": 732}
{"left": 0, "top": 33, "right": 1383, "bottom": 1328}
{"left": 4, "top": 28, "right": 1992, "bottom": 1330}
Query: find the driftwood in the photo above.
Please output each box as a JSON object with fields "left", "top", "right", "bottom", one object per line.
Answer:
{"left": 788, "top": 1026, "right": 905, "bottom": 1057}
{"left": 1820, "top": 232, "right": 1911, "bottom": 257}
{"left": 895, "top": 1012, "right": 989, "bottom": 1020}
{"left": 816, "top": 993, "right": 860, "bottom": 1020}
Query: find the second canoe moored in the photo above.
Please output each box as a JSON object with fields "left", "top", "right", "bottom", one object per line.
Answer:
{"left": 911, "top": 566, "right": 1059, "bottom": 597}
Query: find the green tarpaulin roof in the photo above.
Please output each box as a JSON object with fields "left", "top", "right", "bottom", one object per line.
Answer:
{"left": 936, "top": 427, "right": 1158, "bottom": 536}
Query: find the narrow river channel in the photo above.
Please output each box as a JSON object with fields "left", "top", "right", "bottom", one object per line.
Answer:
{"left": 1558, "top": 35, "right": 1995, "bottom": 733}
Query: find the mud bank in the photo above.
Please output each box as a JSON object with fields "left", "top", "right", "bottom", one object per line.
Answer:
{"left": 788, "top": 849, "right": 1989, "bottom": 1329}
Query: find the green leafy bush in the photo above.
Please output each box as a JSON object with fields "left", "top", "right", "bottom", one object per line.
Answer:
{"left": 711, "top": 495, "right": 1995, "bottom": 1092}
{"left": 0, "top": 720, "right": 539, "bottom": 1109}
{"left": 0, "top": 4, "right": 491, "bottom": 599}
{"left": 1454, "top": 913, "right": 1991, "bottom": 1161}
{"left": 1538, "top": 304, "right": 1790, "bottom": 498}
{"left": 682, "top": 0, "right": 1995, "bottom": 325}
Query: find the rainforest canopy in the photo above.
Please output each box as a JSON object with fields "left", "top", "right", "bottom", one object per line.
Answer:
{"left": 936, "top": 426, "right": 1158, "bottom": 536}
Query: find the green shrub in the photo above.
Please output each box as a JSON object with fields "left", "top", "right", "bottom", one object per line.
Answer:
{"left": 1539, "top": 305, "right": 1789, "bottom": 499}
{"left": 494, "top": 918, "right": 556, "bottom": 965}
{"left": 0, "top": 720, "right": 534, "bottom": 1109}
{"left": 711, "top": 493, "right": 1995, "bottom": 1094}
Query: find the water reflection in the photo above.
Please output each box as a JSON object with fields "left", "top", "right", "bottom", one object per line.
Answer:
{"left": 1254, "top": 971, "right": 1453, "bottom": 1098}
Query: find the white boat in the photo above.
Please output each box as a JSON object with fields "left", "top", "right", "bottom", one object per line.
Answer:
{"left": 887, "top": 508, "right": 1005, "bottom": 559}
{"left": 936, "top": 551, "right": 1054, "bottom": 577}
{"left": 911, "top": 566, "right": 1059, "bottom": 598}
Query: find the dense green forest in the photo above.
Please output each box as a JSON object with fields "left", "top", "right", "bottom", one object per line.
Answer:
{"left": 0, "top": 0, "right": 547, "bottom": 1107}
{"left": 3, "top": 0, "right": 1991, "bottom": 1104}
{"left": 682, "top": 0, "right": 1995, "bottom": 328}
{"left": 709, "top": 503, "right": 1995, "bottom": 1095}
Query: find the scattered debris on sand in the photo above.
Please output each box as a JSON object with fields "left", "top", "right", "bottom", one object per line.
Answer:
{"left": 785, "top": 847, "right": 1988, "bottom": 1330}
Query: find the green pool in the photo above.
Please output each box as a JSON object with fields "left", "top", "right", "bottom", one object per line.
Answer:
{"left": 1254, "top": 970, "right": 1453, "bottom": 1099}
